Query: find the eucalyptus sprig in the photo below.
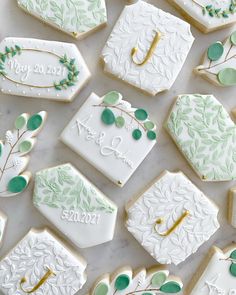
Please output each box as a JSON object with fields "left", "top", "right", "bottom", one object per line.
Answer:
{"left": 202, "top": 0, "right": 236, "bottom": 18}
{"left": 0, "top": 45, "right": 21, "bottom": 76}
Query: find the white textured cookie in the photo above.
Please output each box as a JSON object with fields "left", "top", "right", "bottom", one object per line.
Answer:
{"left": 126, "top": 170, "right": 219, "bottom": 265}
{"left": 0, "top": 211, "right": 7, "bottom": 247}
{"left": 101, "top": 0, "right": 194, "bottom": 96}
{"left": 0, "top": 111, "right": 47, "bottom": 197}
{"left": 187, "top": 244, "right": 236, "bottom": 295}
{"left": 17, "top": 0, "right": 107, "bottom": 39}
{"left": 195, "top": 31, "right": 236, "bottom": 86}
{"left": 89, "top": 266, "right": 183, "bottom": 295}
{"left": 0, "top": 38, "right": 91, "bottom": 101}
{"left": 165, "top": 94, "right": 236, "bottom": 181}
{"left": 168, "top": 0, "right": 236, "bottom": 33}
{"left": 60, "top": 91, "right": 157, "bottom": 187}
{"left": 33, "top": 163, "right": 118, "bottom": 248}
{"left": 0, "top": 228, "right": 87, "bottom": 295}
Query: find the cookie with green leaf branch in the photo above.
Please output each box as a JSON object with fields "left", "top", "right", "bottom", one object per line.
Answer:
{"left": 90, "top": 267, "right": 183, "bottom": 295}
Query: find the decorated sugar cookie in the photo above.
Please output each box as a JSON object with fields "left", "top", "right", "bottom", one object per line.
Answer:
{"left": 17, "top": 0, "right": 107, "bottom": 39}
{"left": 0, "top": 228, "right": 87, "bottom": 295}
{"left": 187, "top": 244, "right": 236, "bottom": 295}
{"left": 195, "top": 31, "right": 236, "bottom": 86}
{"left": 60, "top": 91, "right": 157, "bottom": 187}
{"left": 126, "top": 171, "right": 219, "bottom": 265}
{"left": 101, "top": 1, "right": 194, "bottom": 96}
{"left": 0, "top": 111, "right": 47, "bottom": 197}
{"left": 89, "top": 266, "right": 183, "bottom": 295}
{"left": 0, "top": 38, "right": 91, "bottom": 101}
{"left": 228, "top": 187, "right": 236, "bottom": 227}
{"left": 165, "top": 94, "right": 236, "bottom": 181}
{"left": 169, "top": 0, "right": 236, "bottom": 33}
{"left": 33, "top": 163, "right": 118, "bottom": 248}
{"left": 0, "top": 211, "right": 7, "bottom": 247}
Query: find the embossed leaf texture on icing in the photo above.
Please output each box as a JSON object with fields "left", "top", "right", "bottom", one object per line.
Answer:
{"left": 101, "top": 1, "right": 194, "bottom": 96}
{"left": 60, "top": 92, "right": 157, "bottom": 187}
{"left": 188, "top": 245, "right": 236, "bottom": 295}
{"left": 195, "top": 31, "right": 236, "bottom": 86}
{"left": 0, "top": 211, "right": 7, "bottom": 247}
{"left": 126, "top": 171, "right": 219, "bottom": 265}
{"left": 0, "top": 229, "right": 87, "bottom": 295}
{"left": 17, "top": 0, "right": 107, "bottom": 38}
{"left": 33, "top": 163, "right": 118, "bottom": 248}
{"left": 168, "top": 0, "right": 236, "bottom": 33}
{"left": 165, "top": 94, "right": 236, "bottom": 181}
{"left": 0, "top": 111, "right": 47, "bottom": 197}
{"left": 90, "top": 267, "right": 183, "bottom": 295}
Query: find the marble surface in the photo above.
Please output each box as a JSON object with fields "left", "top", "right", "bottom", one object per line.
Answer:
{"left": 0, "top": 0, "right": 236, "bottom": 294}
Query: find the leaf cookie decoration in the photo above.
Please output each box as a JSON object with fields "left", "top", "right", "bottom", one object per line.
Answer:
{"left": 195, "top": 31, "right": 236, "bottom": 86}
{"left": 0, "top": 111, "right": 47, "bottom": 197}
{"left": 165, "top": 94, "right": 236, "bottom": 182}
{"left": 90, "top": 267, "right": 183, "bottom": 295}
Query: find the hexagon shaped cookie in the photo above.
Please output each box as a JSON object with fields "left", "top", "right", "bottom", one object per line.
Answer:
{"left": 101, "top": 1, "right": 194, "bottom": 95}
{"left": 0, "top": 211, "right": 7, "bottom": 247}
{"left": 33, "top": 163, "right": 118, "bottom": 248}
{"left": 169, "top": 0, "right": 236, "bottom": 33}
{"left": 126, "top": 171, "right": 219, "bottom": 265}
{"left": 0, "top": 38, "right": 91, "bottom": 101}
{"left": 17, "top": 0, "right": 107, "bottom": 39}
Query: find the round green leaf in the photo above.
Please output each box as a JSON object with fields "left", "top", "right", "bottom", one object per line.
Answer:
{"left": 115, "top": 274, "right": 130, "bottom": 290}
{"left": 135, "top": 109, "right": 148, "bottom": 121}
{"left": 27, "top": 114, "right": 43, "bottom": 131}
{"left": 231, "top": 31, "right": 236, "bottom": 45}
{"left": 132, "top": 129, "right": 142, "bottom": 140}
{"left": 115, "top": 116, "right": 125, "bottom": 128}
{"left": 101, "top": 109, "right": 115, "bottom": 125}
{"left": 144, "top": 121, "right": 155, "bottom": 130}
{"left": 15, "top": 115, "right": 26, "bottom": 129}
{"left": 19, "top": 140, "right": 33, "bottom": 153}
{"left": 7, "top": 176, "right": 28, "bottom": 193}
{"left": 151, "top": 272, "right": 167, "bottom": 287}
{"left": 160, "top": 281, "right": 182, "bottom": 293}
{"left": 230, "top": 263, "right": 236, "bottom": 277}
{"left": 0, "top": 142, "right": 3, "bottom": 157}
{"left": 94, "top": 283, "right": 109, "bottom": 295}
{"left": 207, "top": 42, "right": 224, "bottom": 61}
{"left": 103, "top": 91, "right": 121, "bottom": 105}
{"left": 147, "top": 130, "right": 156, "bottom": 140}
{"left": 230, "top": 250, "right": 236, "bottom": 259}
{"left": 217, "top": 68, "right": 236, "bottom": 86}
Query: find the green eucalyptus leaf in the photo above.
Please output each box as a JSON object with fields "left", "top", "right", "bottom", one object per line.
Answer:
{"left": 115, "top": 116, "right": 125, "bottom": 128}
{"left": 114, "top": 274, "right": 130, "bottom": 290}
{"left": 27, "top": 114, "right": 43, "bottom": 131}
{"left": 135, "top": 109, "right": 148, "bottom": 121}
{"left": 7, "top": 176, "right": 28, "bottom": 193}
{"left": 94, "top": 283, "right": 109, "bottom": 295}
{"left": 207, "top": 42, "right": 224, "bottom": 61}
{"left": 231, "top": 31, "right": 236, "bottom": 45}
{"left": 151, "top": 272, "right": 167, "bottom": 287}
{"left": 147, "top": 130, "right": 156, "bottom": 140}
{"left": 230, "top": 263, "right": 236, "bottom": 277}
{"left": 144, "top": 121, "right": 155, "bottom": 130}
{"left": 132, "top": 129, "right": 142, "bottom": 140}
{"left": 218, "top": 68, "right": 236, "bottom": 86}
{"left": 19, "top": 140, "right": 33, "bottom": 153}
{"left": 230, "top": 250, "right": 236, "bottom": 259}
{"left": 0, "top": 142, "right": 3, "bottom": 157}
{"left": 103, "top": 91, "right": 121, "bottom": 105}
{"left": 15, "top": 114, "right": 27, "bottom": 129}
{"left": 101, "top": 109, "right": 115, "bottom": 125}
{"left": 160, "top": 281, "right": 182, "bottom": 293}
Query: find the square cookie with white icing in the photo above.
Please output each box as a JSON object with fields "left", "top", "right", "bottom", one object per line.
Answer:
{"left": 126, "top": 171, "right": 219, "bottom": 265}
{"left": 101, "top": 0, "right": 194, "bottom": 95}
{"left": 60, "top": 91, "right": 157, "bottom": 187}
{"left": 0, "top": 38, "right": 91, "bottom": 101}
{"left": 0, "top": 228, "right": 87, "bottom": 295}
{"left": 17, "top": 0, "right": 107, "bottom": 39}
{"left": 33, "top": 163, "right": 118, "bottom": 248}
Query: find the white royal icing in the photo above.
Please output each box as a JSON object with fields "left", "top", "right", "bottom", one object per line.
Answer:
{"left": 0, "top": 228, "right": 87, "bottom": 295}
{"left": 189, "top": 245, "right": 236, "bottom": 295}
{"left": 101, "top": 0, "right": 194, "bottom": 95}
{"left": 0, "top": 38, "right": 91, "bottom": 101}
{"left": 33, "top": 163, "right": 118, "bottom": 248}
{"left": 17, "top": 0, "right": 107, "bottom": 39}
{"left": 126, "top": 171, "right": 219, "bottom": 265}
{"left": 60, "top": 92, "right": 157, "bottom": 187}
{"left": 170, "top": 0, "right": 236, "bottom": 32}
{"left": 0, "top": 211, "right": 7, "bottom": 247}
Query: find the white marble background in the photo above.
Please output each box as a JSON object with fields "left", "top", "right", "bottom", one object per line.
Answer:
{"left": 0, "top": 0, "right": 236, "bottom": 294}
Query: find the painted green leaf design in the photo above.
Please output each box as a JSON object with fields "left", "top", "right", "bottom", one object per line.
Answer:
{"left": 151, "top": 272, "right": 167, "bottom": 287}
{"left": 7, "top": 176, "right": 28, "bottom": 193}
{"left": 103, "top": 91, "right": 121, "bottom": 105}
{"left": 230, "top": 263, "right": 236, "bottom": 277}
{"left": 0, "top": 142, "right": 3, "bottom": 158}
{"left": 115, "top": 116, "right": 125, "bottom": 128}
{"left": 115, "top": 274, "right": 130, "bottom": 290}
{"left": 218, "top": 68, "right": 236, "bottom": 86}
{"left": 231, "top": 31, "right": 236, "bottom": 45}
{"left": 101, "top": 109, "right": 115, "bottom": 125}
{"left": 94, "top": 283, "right": 109, "bottom": 295}
{"left": 207, "top": 42, "right": 224, "bottom": 61}
{"left": 15, "top": 114, "right": 27, "bottom": 129}
{"left": 230, "top": 250, "right": 236, "bottom": 259}
{"left": 19, "top": 140, "right": 33, "bottom": 153}
{"left": 132, "top": 129, "right": 142, "bottom": 140}
{"left": 27, "top": 114, "right": 43, "bottom": 131}
{"left": 147, "top": 130, "right": 156, "bottom": 140}
{"left": 144, "top": 121, "right": 155, "bottom": 130}
{"left": 135, "top": 109, "right": 148, "bottom": 121}
{"left": 160, "top": 281, "right": 182, "bottom": 293}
